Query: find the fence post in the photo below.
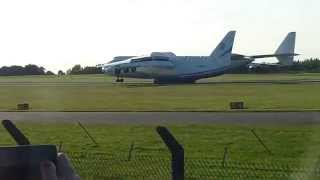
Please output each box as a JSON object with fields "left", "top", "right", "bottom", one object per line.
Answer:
{"left": 156, "top": 126, "right": 184, "bottom": 180}
{"left": 58, "top": 141, "right": 63, "bottom": 152}
{"left": 127, "top": 141, "right": 135, "bottom": 161}
{"left": 2, "top": 120, "right": 30, "bottom": 145}
{"left": 250, "top": 129, "right": 272, "bottom": 155}
{"left": 222, "top": 147, "right": 228, "bottom": 168}
{"left": 77, "top": 121, "right": 99, "bottom": 146}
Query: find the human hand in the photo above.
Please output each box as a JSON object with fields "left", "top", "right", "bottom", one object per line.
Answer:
{"left": 41, "top": 153, "right": 80, "bottom": 180}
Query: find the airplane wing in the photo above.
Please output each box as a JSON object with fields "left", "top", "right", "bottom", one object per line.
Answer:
{"left": 110, "top": 56, "right": 136, "bottom": 63}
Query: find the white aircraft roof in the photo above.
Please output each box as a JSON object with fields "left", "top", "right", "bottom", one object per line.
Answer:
{"left": 150, "top": 52, "right": 176, "bottom": 57}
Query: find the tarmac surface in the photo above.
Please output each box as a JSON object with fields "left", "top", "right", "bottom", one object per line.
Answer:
{"left": 0, "top": 112, "right": 320, "bottom": 124}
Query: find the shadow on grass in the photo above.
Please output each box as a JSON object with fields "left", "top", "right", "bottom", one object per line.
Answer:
{"left": 121, "top": 83, "right": 166, "bottom": 88}
{"left": 110, "top": 79, "right": 318, "bottom": 88}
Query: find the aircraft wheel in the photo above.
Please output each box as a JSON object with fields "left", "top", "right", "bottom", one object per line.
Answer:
{"left": 116, "top": 79, "right": 124, "bottom": 82}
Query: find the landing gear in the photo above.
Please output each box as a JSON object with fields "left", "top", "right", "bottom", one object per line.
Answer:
{"left": 116, "top": 78, "right": 124, "bottom": 82}
{"left": 114, "top": 68, "right": 124, "bottom": 83}
{"left": 154, "top": 79, "right": 196, "bottom": 84}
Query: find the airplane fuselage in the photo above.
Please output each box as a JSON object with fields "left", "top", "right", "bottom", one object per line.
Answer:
{"left": 102, "top": 54, "right": 252, "bottom": 83}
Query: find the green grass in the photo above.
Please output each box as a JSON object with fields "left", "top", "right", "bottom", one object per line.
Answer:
{"left": 0, "top": 73, "right": 318, "bottom": 83}
{"left": 1, "top": 74, "right": 320, "bottom": 178}
{"left": 2, "top": 122, "right": 320, "bottom": 179}
{"left": 2, "top": 122, "right": 320, "bottom": 163}
{"left": 0, "top": 73, "right": 319, "bottom": 111}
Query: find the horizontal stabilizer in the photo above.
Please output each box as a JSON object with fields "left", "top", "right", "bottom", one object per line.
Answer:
{"left": 248, "top": 32, "right": 297, "bottom": 66}
{"left": 250, "top": 53, "right": 299, "bottom": 59}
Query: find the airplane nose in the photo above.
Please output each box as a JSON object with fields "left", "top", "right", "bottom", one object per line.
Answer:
{"left": 103, "top": 66, "right": 113, "bottom": 74}
{"left": 105, "top": 66, "right": 121, "bottom": 76}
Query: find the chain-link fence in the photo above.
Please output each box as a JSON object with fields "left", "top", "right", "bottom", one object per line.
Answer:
{"left": 68, "top": 152, "right": 320, "bottom": 180}
{"left": 69, "top": 152, "right": 171, "bottom": 180}
{"left": 185, "top": 158, "right": 320, "bottom": 179}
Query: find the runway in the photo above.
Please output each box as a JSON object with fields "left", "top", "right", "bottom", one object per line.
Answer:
{"left": 0, "top": 112, "right": 320, "bottom": 124}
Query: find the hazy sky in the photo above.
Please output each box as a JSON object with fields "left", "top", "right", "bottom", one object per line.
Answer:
{"left": 0, "top": 0, "right": 319, "bottom": 72}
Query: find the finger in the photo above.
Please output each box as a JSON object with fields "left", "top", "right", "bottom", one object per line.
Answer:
{"left": 56, "top": 153, "right": 76, "bottom": 177}
{"left": 40, "top": 160, "right": 58, "bottom": 180}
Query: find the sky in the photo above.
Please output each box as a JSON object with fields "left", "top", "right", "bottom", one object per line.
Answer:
{"left": 0, "top": 0, "right": 319, "bottom": 72}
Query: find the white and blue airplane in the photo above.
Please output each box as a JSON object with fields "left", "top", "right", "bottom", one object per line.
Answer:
{"left": 101, "top": 31, "right": 297, "bottom": 84}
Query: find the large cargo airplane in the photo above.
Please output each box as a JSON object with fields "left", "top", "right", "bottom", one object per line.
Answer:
{"left": 101, "top": 31, "right": 298, "bottom": 84}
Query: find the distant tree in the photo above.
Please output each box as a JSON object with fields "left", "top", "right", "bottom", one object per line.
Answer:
{"left": 70, "top": 65, "right": 83, "bottom": 75}
{"left": 58, "top": 70, "right": 65, "bottom": 76}
{"left": 0, "top": 65, "right": 26, "bottom": 76}
{"left": 302, "top": 58, "right": 320, "bottom": 72}
{"left": 24, "top": 64, "right": 46, "bottom": 75}
{"left": 46, "top": 71, "right": 55, "bottom": 75}
{"left": 228, "top": 58, "right": 320, "bottom": 74}
{"left": 0, "top": 64, "right": 49, "bottom": 76}
{"left": 66, "top": 69, "right": 71, "bottom": 75}
{"left": 81, "top": 66, "right": 103, "bottom": 74}
{"left": 67, "top": 65, "right": 103, "bottom": 75}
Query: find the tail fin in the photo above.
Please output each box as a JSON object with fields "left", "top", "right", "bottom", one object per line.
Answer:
{"left": 275, "top": 32, "right": 296, "bottom": 65}
{"left": 210, "top": 31, "right": 236, "bottom": 65}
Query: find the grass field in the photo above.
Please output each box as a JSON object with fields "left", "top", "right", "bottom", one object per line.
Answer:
{"left": 1, "top": 74, "right": 320, "bottom": 178}
{"left": 0, "top": 73, "right": 319, "bottom": 83}
{"left": 0, "top": 73, "right": 319, "bottom": 111}
{"left": 2, "top": 122, "right": 320, "bottom": 163}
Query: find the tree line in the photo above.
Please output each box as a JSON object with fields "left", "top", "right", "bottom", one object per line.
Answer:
{"left": 66, "top": 65, "right": 103, "bottom": 75}
{"left": 0, "top": 64, "right": 102, "bottom": 76}
{"left": 0, "top": 64, "right": 54, "bottom": 76}
{"left": 230, "top": 58, "right": 320, "bottom": 74}
{"left": 0, "top": 58, "right": 319, "bottom": 76}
